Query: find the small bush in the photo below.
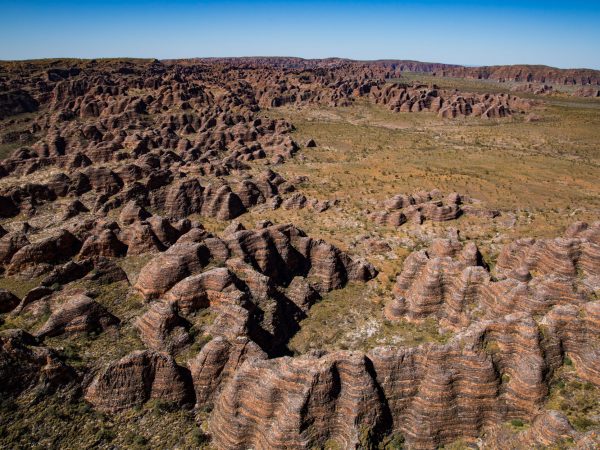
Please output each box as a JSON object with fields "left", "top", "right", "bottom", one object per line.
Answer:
{"left": 96, "top": 427, "right": 116, "bottom": 442}
{"left": 510, "top": 419, "right": 524, "bottom": 428}
{"left": 133, "top": 435, "right": 149, "bottom": 446}
{"left": 152, "top": 399, "right": 179, "bottom": 413}
{"left": 379, "top": 432, "right": 405, "bottom": 449}
{"left": 192, "top": 428, "right": 210, "bottom": 445}
{"left": 571, "top": 416, "right": 595, "bottom": 431}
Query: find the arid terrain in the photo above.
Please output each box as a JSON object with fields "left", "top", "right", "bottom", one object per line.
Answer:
{"left": 0, "top": 57, "right": 599, "bottom": 449}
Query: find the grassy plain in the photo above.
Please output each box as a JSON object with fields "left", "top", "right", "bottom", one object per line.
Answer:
{"left": 244, "top": 75, "right": 600, "bottom": 352}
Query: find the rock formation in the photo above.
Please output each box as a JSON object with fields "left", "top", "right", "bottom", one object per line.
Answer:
{"left": 135, "top": 301, "right": 190, "bottom": 353}
{"left": 189, "top": 336, "right": 267, "bottom": 408}
{"left": 0, "top": 329, "right": 75, "bottom": 394}
{"left": 210, "top": 303, "right": 600, "bottom": 449}
{"left": 386, "top": 223, "right": 600, "bottom": 333}
{"left": 0, "top": 57, "right": 597, "bottom": 449}
{"left": 372, "top": 190, "right": 498, "bottom": 227}
{"left": 84, "top": 350, "right": 194, "bottom": 411}
{"left": 35, "top": 294, "right": 119, "bottom": 339}
{"left": 370, "top": 83, "right": 533, "bottom": 118}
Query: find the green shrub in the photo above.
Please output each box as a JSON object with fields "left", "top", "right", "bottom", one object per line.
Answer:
{"left": 571, "top": 416, "right": 596, "bottom": 431}
{"left": 510, "top": 419, "right": 524, "bottom": 428}
{"left": 152, "top": 399, "right": 179, "bottom": 413}
{"left": 379, "top": 432, "right": 405, "bottom": 449}
{"left": 95, "top": 427, "right": 116, "bottom": 442}
{"left": 192, "top": 428, "right": 210, "bottom": 445}
{"left": 133, "top": 434, "right": 149, "bottom": 446}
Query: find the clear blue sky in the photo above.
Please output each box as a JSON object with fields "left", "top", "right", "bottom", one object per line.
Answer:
{"left": 2, "top": 0, "right": 599, "bottom": 69}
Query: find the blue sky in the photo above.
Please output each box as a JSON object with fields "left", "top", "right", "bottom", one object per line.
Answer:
{"left": 1, "top": 0, "right": 599, "bottom": 69}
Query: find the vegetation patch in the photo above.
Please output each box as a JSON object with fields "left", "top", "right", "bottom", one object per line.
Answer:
{"left": 545, "top": 364, "right": 600, "bottom": 432}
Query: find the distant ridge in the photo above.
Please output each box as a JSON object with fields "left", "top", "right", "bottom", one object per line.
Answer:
{"left": 2, "top": 56, "right": 599, "bottom": 85}
{"left": 167, "top": 57, "right": 600, "bottom": 86}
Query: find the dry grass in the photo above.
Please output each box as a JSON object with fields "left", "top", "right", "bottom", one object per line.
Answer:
{"left": 264, "top": 99, "right": 600, "bottom": 219}
{"left": 288, "top": 282, "right": 449, "bottom": 354}
{"left": 258, "top": 76, "right": 600, "bottom": 356}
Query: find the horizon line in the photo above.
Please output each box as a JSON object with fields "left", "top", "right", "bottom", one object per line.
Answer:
{"left": 1, "top": 56, "right": 599, "bottom": 72}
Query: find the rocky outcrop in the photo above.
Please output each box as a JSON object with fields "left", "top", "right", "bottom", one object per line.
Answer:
{"left": 164, "top": 267, "right": 244, "bottom": 315}
{"left": 0, "top": 232, "right": 30, "bottom": 264}
{"left": 0, "top": 329, "right": 75, "bottom": 395}
{"left": 135, "top": 301, "right": 190, "bottom": 353}
{"left": 79, "top": 229, "right": 127, "bottom": 258}
{"left": 0, "top": 57, "right": 596, "bottom": 450}
{"left": 385, "top": 223, "right": 600, "bottom": 332}
{"left": 119, "top": 200, "right": 151, "bottom": 224}
{"left": 224, "top": 224, "right": 377, "bottom": 293}
{"left": 385, "top": 238, "right": 487, "bottom": 330}
{"left": 7, "top": 230, "right": 81, "bottom": 275}
{"left": 573, "top": 86, "right": 600, "bottom": 97}
{"left": 40, "top": 259, "right": 94, "bottom": 286}
{"left": 84, "top": 350, "right": 194, "bottom": 412}
{"left": 11, "top": 286, "right": 54, "bottom": 315}
{"left": 189, "top": 336, "right": 267, "bottom": 408}
{"left": 211, "top": 350, "right": 388, "bottom": 449}
{"left": 543, "top": 301, "right": 600, "bottom": 386}
{"left": 0, "top": 90, "right": 39, "bottom": 118}
{"left": 134, "top": 241, "right": 211, "bottom": 299}
{"left": 35, "top": 294, "right": 119, "bottom": 339}
{"left": 119, "top": 221, "right": 166, "bottom": 254}
{"left": 131, "top": 224, "right": 377, "bottom": 357}
{"left": 210, "top": 303, "right": 599, "bottom": 449}
{"left": 495, "top": 231, "right": 600, "bottom": 282}
{"left": 485, "top": 411, "right": 581, "bottom": 448}
{"left": 187, "top": 57, "right": 600, "bottom": 86}
{"left": 0, "top": 289, "right": 20, "bottom": 313}
{"left": 136, "top": 224, "right": 376, "bottom": 301}
{"left": 372, "top": 190, "right": 498, "bottom": 227}
{"left": 370, "top": 83, "right": 533, "bottom": 118}
{"left": 61, "top": 199, "right": 89, "bottom": 220}
{"left": 281, "top": 193, "right": 334, "bottom": 213}
{"left": 511, "top": 83, "right": 554, "bottom": 95}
